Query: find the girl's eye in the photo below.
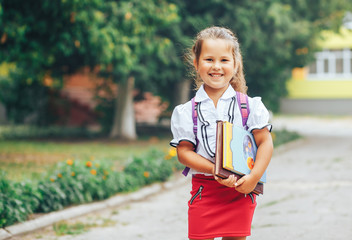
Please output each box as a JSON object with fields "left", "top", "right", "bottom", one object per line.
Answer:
{"left": 205, "top": 58, "right": 213, "bottom": 62}
{"left": 222, "top": 59, "right": 229, "bottom": 62}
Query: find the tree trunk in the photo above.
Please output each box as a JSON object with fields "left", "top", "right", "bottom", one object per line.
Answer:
{"left": 0, "top": 102, "right": 7, "bottom": 124}
{"left": 110, "top": 76, "right": 137, "bottom": 140}
{"left": 174, "top": 79, "right": 192, "bottom": 106}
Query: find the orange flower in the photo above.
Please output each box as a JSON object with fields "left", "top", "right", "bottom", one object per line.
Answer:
{"left": 50, "top": 178, "right": 55, "bottom": 182}
{"left": 165, "top": 147, "right": 177, "bottom": 160}
{"left": 143, "top": 171, "right": 150, "bottom": 178}
{"left": 168, "top": 147, "right": 177, "bottom": 157}
{"left": 86, "top": 161, "right": 92, "bottom": 167}
{"left": 57, "top": 173, "right": 63, "bottom": 178}
{"left": 71, "top": 172, "right": 75, "bottom": 177}
{"left": 66, "top": 159, "right": 74, "bottom": 166}
{"left": 102, "top": 175, "right": 107, "bottom": 180}
{"left": 90, "top": 169, "right": 97, "bottom": 175}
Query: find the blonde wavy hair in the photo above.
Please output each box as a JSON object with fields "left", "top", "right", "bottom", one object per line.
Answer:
{"left": 187, "top": 26, "right": 248, "bottom": 94}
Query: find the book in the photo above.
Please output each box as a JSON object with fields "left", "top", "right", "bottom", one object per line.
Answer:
{"left": 215, "top": 120, "right": 265, "bottom": 195}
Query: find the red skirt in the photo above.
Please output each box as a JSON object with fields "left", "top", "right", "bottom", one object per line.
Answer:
{"left": 188, "top": 174, "right": 257, "bottom": 239}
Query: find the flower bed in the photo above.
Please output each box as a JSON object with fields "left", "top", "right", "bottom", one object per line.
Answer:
{"left": 0, "top": 148, "right": 181, "bottom": 228}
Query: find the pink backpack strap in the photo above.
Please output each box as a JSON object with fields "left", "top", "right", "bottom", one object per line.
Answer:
{"left": 182, "top": 97, "right": 198, "bottom": 176}
{"left": 236, "top": 92, "right": 250, "bottom": 130}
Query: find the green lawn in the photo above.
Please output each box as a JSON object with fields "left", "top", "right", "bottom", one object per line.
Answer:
{"left": 0, "top": 136, "right": 172, "bottom": 181}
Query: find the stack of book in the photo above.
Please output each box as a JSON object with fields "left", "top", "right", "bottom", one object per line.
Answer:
{"left": 214, "top": 121, "right": 266, "bottom": 195}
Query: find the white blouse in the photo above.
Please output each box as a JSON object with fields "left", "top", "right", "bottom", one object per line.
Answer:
{"left": 170, "top": 85, "right": 272, "bottom": 175}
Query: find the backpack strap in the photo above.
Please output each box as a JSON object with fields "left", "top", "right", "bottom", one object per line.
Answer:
{"left": 236, "top": 91, "right": 250, "bottom": 130}
{"left": 191, "top": 97, "right": 199, "bottom": 147}
{"left": 182, "top": 97, "right": 198, "bottom": 176}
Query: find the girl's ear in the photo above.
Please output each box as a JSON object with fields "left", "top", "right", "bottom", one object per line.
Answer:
{"left": 193, "top": 59, "right": 198, "bottom": 71}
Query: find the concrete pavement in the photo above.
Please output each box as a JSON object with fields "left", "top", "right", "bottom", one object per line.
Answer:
{"left": 4, "top": 115, "right": 352, "bottom": 240}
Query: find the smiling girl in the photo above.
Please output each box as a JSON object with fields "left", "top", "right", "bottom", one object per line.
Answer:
{"left": 170, "top": 26, "right": 273, "bottom": 240}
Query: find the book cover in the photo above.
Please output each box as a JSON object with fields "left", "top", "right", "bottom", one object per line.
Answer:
{"left": 222, "top": 121, "right": 266, "bottom": 183}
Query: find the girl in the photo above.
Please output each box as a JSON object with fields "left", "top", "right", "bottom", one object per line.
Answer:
{"left": 170, "top": 26, "right": 273, "bottom": 240}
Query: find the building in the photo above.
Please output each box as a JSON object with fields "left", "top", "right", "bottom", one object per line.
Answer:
{"left": 0, "top": 64, "right": 168, "bottom": 126}
{"left": 280, "top": 27, "right": 352, "bottom": 115}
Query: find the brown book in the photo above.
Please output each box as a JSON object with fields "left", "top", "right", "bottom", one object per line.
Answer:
{"left": 214, "top": 120, "right": 264, "bottom": 195}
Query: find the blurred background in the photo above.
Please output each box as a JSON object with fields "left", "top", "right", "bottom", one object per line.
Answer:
{"left": 1, "top": 0, "right": 352, "bottom": 139}
{"left": 0, "top": 0, "right": 352, "bottom": 232}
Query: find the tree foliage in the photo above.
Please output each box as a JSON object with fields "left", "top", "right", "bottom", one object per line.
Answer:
{"left": 0, "top": 0, "right": 351, "bottom": 131}
{"left": 92, "top": 0, "right": 178, "bottom": 138}
{"left": 0, "top": 0, "right": 109, "bottom": 124}
{"left": 0, "top": 0, "right": 178, "bottom": 130}
{"left": 159, "top": 0, "right": 351, "bottom": 111}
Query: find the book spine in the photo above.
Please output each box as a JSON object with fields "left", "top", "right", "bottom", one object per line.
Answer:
{"left": 215, "top": 121, "right": 224, "bottom": 177}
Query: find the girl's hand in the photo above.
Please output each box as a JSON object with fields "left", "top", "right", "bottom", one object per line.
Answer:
{"left": 234, "top": 174, "right": 258, "bottom": 194}
{"left": 214, "top": 174, "right": 238, "bottom": 188}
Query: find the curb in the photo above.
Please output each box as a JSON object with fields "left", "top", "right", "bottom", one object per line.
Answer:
{"left": 0, "top": 174, "right": 189, "bottom": 240}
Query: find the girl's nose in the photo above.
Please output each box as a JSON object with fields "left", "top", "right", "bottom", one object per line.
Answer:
{"left": 213, "top": 61, "right": 220, "bottom": 70}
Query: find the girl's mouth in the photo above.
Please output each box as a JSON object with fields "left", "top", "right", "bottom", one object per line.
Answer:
{"left": 209, "top": 73, "right": 223, "bottom": 77}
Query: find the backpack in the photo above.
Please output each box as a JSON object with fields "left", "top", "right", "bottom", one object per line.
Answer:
{"left": 182, "top": 91, "right": 250, "bottom": 176}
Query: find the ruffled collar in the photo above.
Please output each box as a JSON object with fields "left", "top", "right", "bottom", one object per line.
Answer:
{"left": 194, "top": 84, "right": 236, "bottom": 102}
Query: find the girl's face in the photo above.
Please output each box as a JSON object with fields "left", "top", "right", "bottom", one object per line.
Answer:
{"left": 194, "top": 38, "right": 235, "bottom": 93}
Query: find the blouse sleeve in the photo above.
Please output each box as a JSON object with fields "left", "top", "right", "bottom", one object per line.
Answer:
{"left": 247, "top": 97, "right": 272, "bottom": 133}
{"left": 170, "top": 101, "right": 196, "bottom": 147}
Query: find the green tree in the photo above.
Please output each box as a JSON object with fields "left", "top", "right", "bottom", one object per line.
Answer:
{"left": 162, "top": 0, "right": 351, "bottom": 111}
{"left": 95, "top": 0, "right": 178, "bottom": 139}
{"left": 0, "top": 0, "right": 108, "bottom": 124}
{"left": 0, "top": 0, "right": 178, "bottom": 139}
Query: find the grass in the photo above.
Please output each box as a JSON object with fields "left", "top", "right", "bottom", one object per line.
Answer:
{"left": 0, "top": 129, "right": 300, "bottom": 182}
{"left": 0, "top": 136, "right": 172, "bottom": 181}
{"left": 52, "top": 216, "right": 116, "bottom": 236}
{"left": 271, "top": 129, "right": 301, "bottom": 147}
{"left": 53, "top": 220, "right": 96, "bottom": 236}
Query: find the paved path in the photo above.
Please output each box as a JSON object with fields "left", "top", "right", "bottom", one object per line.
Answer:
{"left": 10, "top": 116, "right": 352, "bottom": 239}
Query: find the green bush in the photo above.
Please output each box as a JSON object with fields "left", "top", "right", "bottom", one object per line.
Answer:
{"left": 124, "top": 149, "right": 174, "bottom": 185}
{"left": 271, "top": 129, "right": 301, "bottom": 147}
{"left": 36, "top": 181, "right": 66, "bottom": 213}
{"left": 0, "top": 171, "right": 40, "bottom": 227}
{"left": 35, "top": 158, "right": 128, "bottom": 212}
{"left": 0, "top": 148, "right": 180, "bottom": 227}
{"left": 0, "top": 125, "right": 100, "bottom": 140}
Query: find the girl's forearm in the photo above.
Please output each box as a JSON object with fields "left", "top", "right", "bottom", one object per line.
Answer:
{"left": 250, "top": 140, "right": 273, "bottom": 182}
{"left": 250, "top": 131, "right": 273, "bottom": 182}
{"left": 177, "top": 144, "right": 214, "bottom": 174}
